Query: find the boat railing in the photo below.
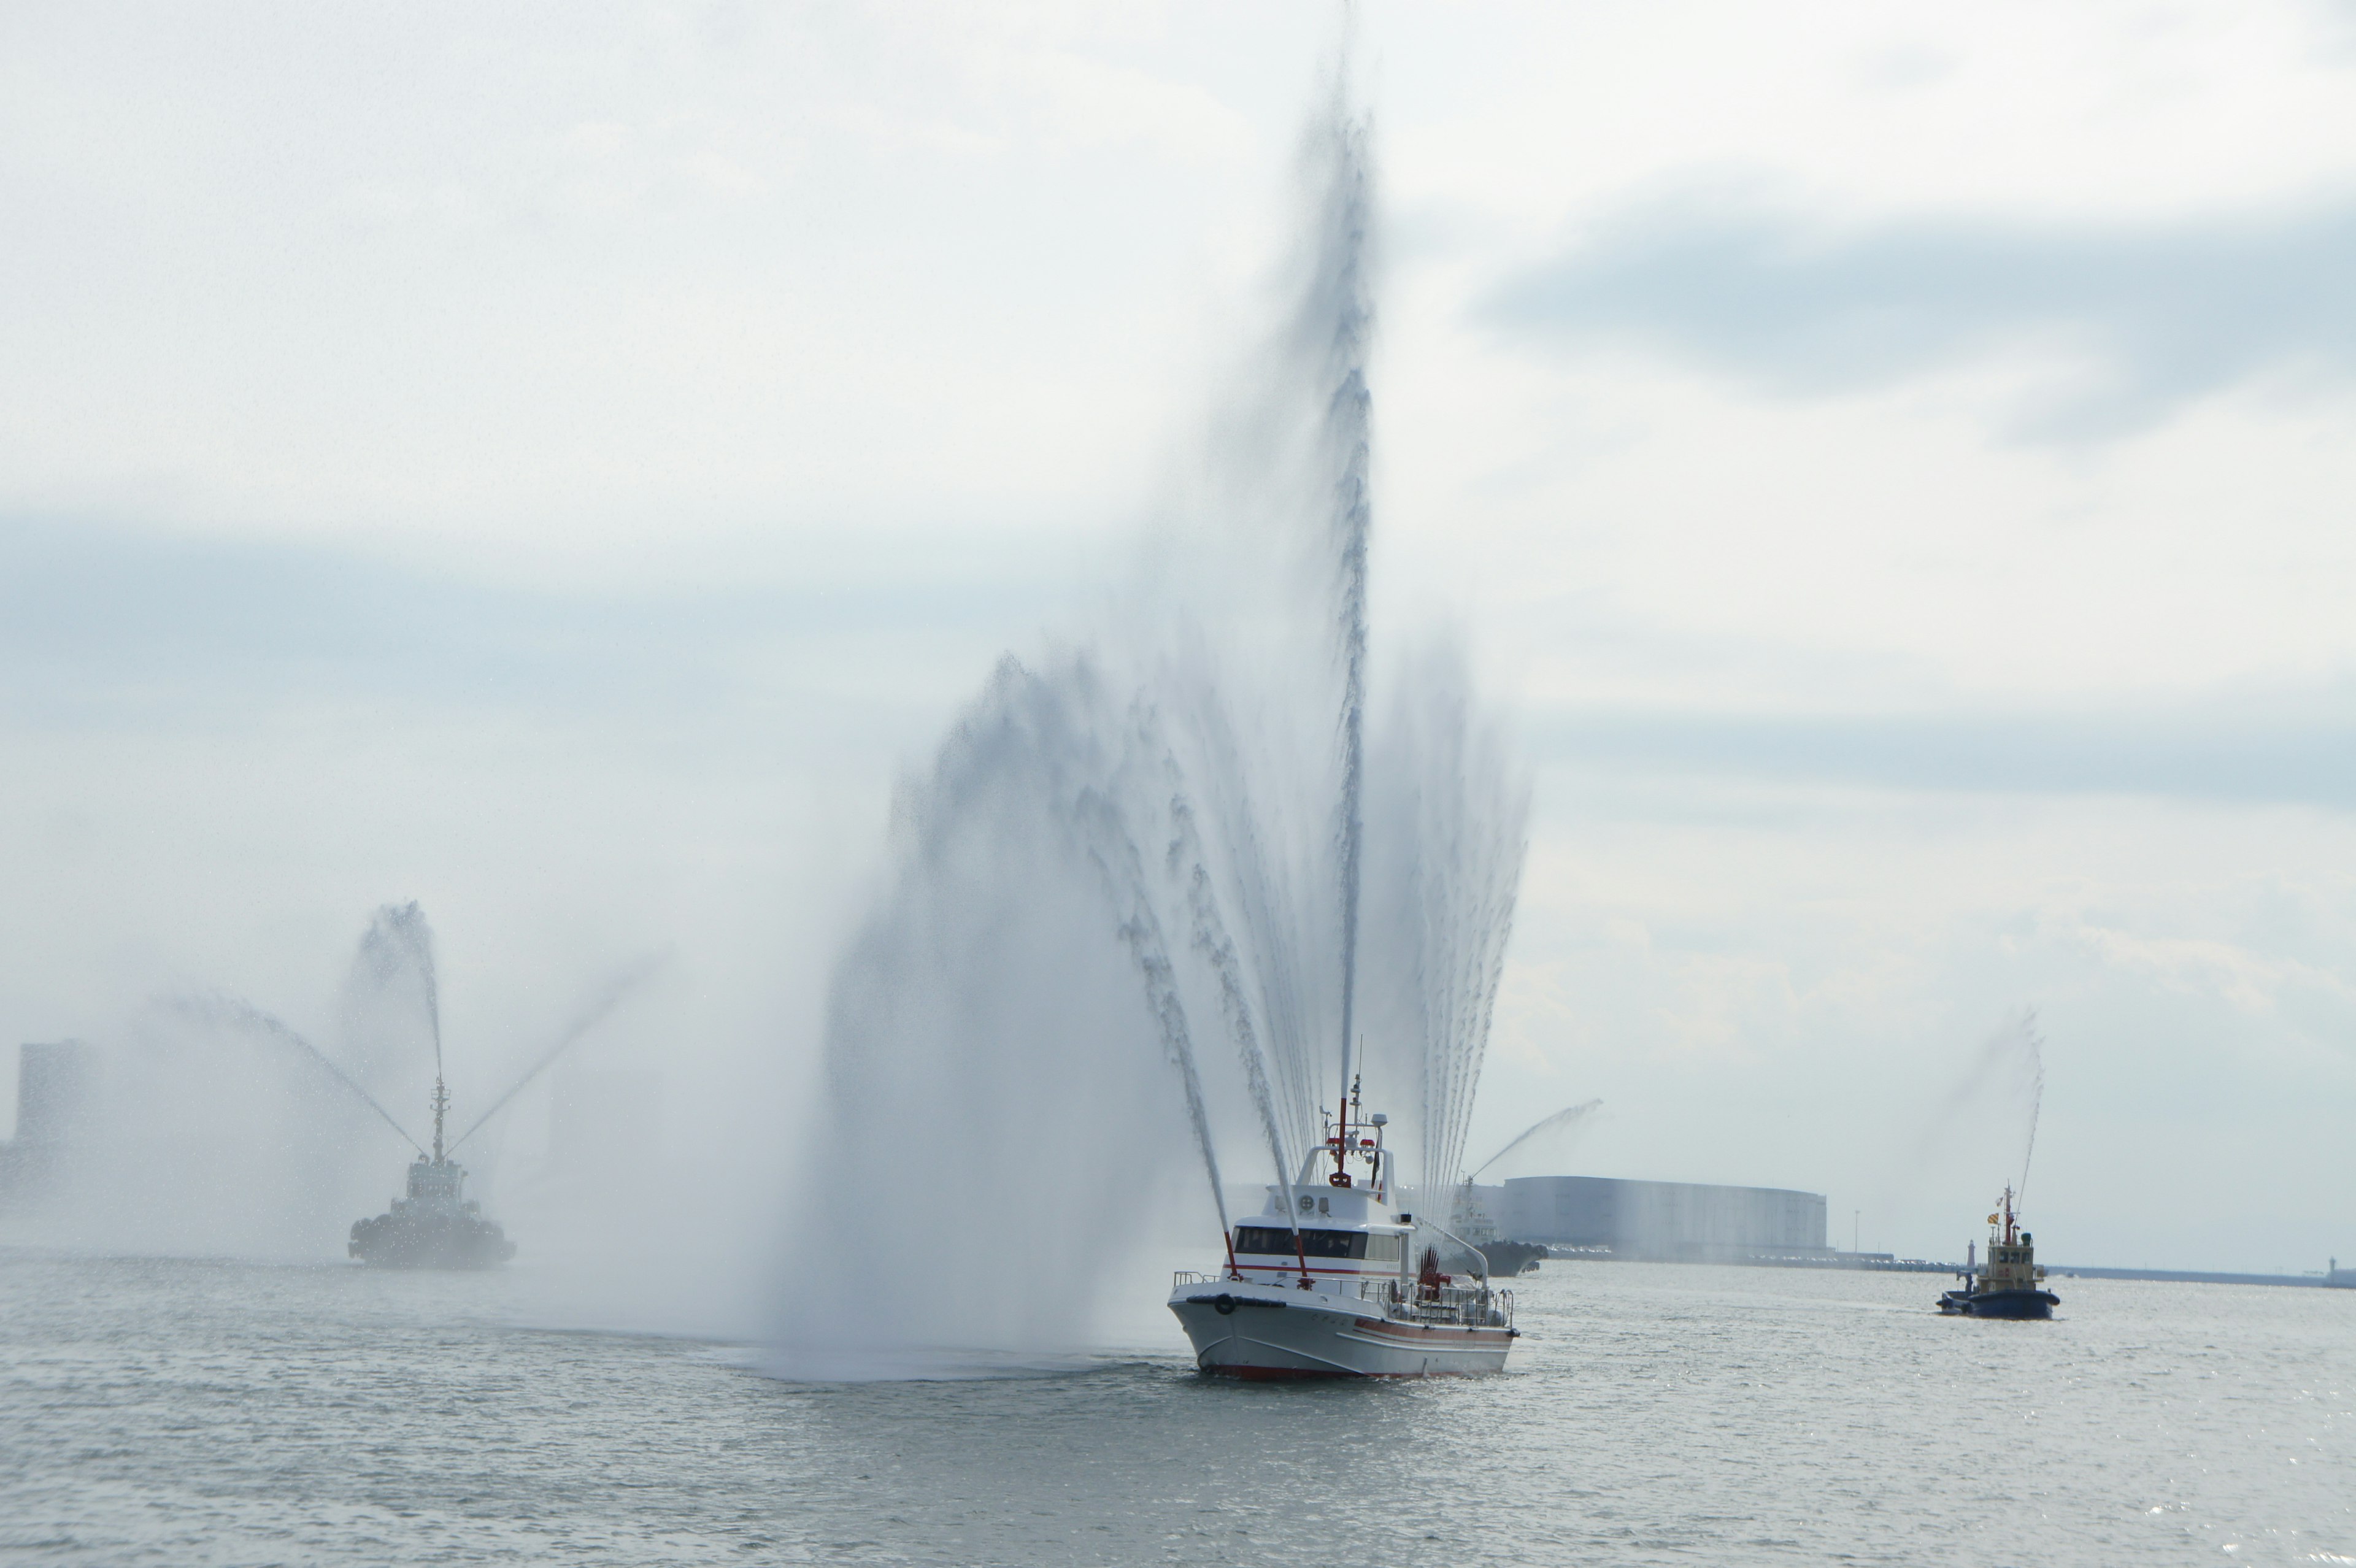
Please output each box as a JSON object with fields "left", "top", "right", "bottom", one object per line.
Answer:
{"left": 1352, "top": 1275, "right": 1513, "bottom": 1329}
{"left": 1172, "top": 1270, "right": 1514, "bottom": 1329}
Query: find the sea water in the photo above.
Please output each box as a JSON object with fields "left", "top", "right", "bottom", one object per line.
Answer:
{"left": 4, "top": 1248, "right": 2350, "bottom": 1564}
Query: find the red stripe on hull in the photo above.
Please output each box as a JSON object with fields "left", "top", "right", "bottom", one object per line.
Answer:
{"left": 1346, "top": 1320, "right": 1514, "bottom": 1347}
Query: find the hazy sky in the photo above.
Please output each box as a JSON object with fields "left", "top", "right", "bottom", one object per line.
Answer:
{"left": 7, "top": 1, "right": 2356, "bottom": 1272}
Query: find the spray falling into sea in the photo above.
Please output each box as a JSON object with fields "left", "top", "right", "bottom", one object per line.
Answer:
{"left": 787, "top": 71, "right": 1526, "bottom": 1361}
{"left": 1469, "top": 1099, "right": 1603, "bottom": 1183}
{"left": 168, "top": 993, "right": 423, "bottom": 1154}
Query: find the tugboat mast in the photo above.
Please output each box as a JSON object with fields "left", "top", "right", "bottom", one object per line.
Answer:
{"left": 430, "top": 1076, "right": 448, "bottom": 1164}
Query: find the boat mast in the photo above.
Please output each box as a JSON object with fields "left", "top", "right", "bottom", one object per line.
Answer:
{"left": 1331, "top": 1063, "right": 1362, "bottom": 1187}
{"left": 431, "top": 1077, "right": 448, "bottom": 1164}
{"left": 1340, "top": 1049, "right": 1352, "bottom": 1180}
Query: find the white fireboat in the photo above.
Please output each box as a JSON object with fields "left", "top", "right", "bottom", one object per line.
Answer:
{"left": 1168, "top": 1081, "right": 1517, "bottom": 1378}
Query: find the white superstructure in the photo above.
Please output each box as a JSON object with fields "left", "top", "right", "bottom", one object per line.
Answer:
{"left": 1167, "top": 1086, "right": 1516, "bottom": 1377}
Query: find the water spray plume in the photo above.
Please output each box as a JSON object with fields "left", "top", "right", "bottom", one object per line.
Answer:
{"left": 1164, "top": 763, "right": 1304, "bottom": 1234}
{"left": 2012, "top": 1009, "right": 2046, "bottom": 1201}
{"left": 788, "top": 61, "right": 1525, "bottom": 1361}
{"left": 1317, "top": 88, "right": 1375, "bottom": 1126}
{"left": 1914, "top": 1008, "right": 2047, "bottom": 1205}
{"left": 1468, "top": 1099, "right": 1603, "bottom": 1182}
{"left": 1358, "top": 642, "right": 1530, "bottom": 1213}
{"left": 349, "top": 901, "right": 446, "bottom": 1091}
{"left": 169, "top": 993, "right": 424, "bottom": 1155}
{"left": 1058, "top": 775, "right": 1227, "bottom": 1235}
{"left": 450, "top": 950, "right": 671, "bottom": 1155}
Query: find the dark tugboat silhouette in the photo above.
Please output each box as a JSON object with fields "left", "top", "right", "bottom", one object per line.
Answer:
{"left": 179, "top": 902, "right": 663, "bottom": 1270}
{"left": 348, "top": 1075, "right": 516, "bottom": 1269}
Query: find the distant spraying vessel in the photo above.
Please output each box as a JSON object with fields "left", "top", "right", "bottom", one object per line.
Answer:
{"left": 348, "top": 1077, "right": 516, "bottom": 1269}
{"left": 1938, "top": 1186, "right": 2057, "bottom": 1318}
{"left": 1168, "top": 1078, "right": 1517, "bottom": 1377}
{"left": 1452, "top": 1180, "right": 1547, "bottom": 1278}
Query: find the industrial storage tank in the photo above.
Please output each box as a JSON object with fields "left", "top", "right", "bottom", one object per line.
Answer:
{"left": 1500, "top": 1175, "right": 1829, "bottom": 1261}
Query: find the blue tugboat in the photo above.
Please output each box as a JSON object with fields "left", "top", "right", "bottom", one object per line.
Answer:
{"left": 1939, "top": 1186, "right": 2057, "bottom": 1318}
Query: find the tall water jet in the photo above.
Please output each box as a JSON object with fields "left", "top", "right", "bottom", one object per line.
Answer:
{"left": 1925, "top": 1009, "right": 2047, "bottom": 1180}
{"left": 2008, "top": 1009, "right": 2046, "bottom": 1199}
{"left": 1074, "top": 780, "right": 1228, "bottom": 1239}
{"left": 342, "top": 901, "right": 447, "bottom": 1114}
{"left": 1359, "top": 640, "right": 1530, "bottom": 1218}
{"left": 1166, "top": 775, "right": 1296, "bottom": 1220}
{"left": 1310, "top": 90, "right": 1377, "bottom": 1111}
{"left": 783, "top": 64, "right": 1526, "bottom": 1364}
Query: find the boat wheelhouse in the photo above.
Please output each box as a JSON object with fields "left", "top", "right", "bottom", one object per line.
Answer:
{"left": 1168, "top": 1082, "right": 1516, "bottom": 1377}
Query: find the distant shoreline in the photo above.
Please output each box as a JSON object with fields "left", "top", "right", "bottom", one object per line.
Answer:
{"left": 1536, "top": 1247, "right": 2356, "bottom": 1289}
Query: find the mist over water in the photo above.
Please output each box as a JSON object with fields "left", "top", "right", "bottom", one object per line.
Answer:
{"left": 31, "top": 1001, "right": 399, "bottom": 1259}
{"left": 25, "top": 909, "right": 461, "bottom": 1256}
{"left": 7, "top": 902, "right": 666, "bottom": 1269}
{"left": 6, "top": 69, "right": 1530, "bottom": 1373}
{"left": 787, "top": 78, "right": 1528, "bottom": 1362}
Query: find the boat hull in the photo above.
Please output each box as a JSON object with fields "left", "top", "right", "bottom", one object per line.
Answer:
{"left": 1938, "top": 1288, "right": 2058, "bottom": 1319}
{"left": 1476, "top": 1240, "right": 1546, "bottom": 1277}
{"left": 348, "top": 1211, "right": 516, "bottom": 1269}
{"left": 1169, "top": 1284, "right": 1514, "bottom": 1377}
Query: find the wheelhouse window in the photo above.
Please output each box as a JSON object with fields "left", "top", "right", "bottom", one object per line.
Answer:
{"left": 1234, "top": 1226, "right": 1401, "bottom": 1261}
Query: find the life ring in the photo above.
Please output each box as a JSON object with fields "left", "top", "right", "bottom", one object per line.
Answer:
{"left": 1213, "top": 1294, "right": 1236, "bottom": 1315}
